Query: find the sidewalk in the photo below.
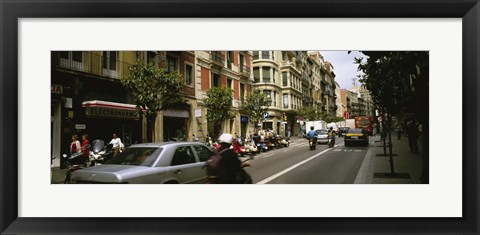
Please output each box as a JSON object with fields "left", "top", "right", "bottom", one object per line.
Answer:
{"left": 354, "top": 134, "right": 424, "bottom": 184}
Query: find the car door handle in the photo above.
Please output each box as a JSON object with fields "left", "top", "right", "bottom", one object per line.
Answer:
{"left": 174, "top": 170, "right": 183, "bottom": 175}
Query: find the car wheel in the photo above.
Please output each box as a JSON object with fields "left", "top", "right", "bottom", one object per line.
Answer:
{"left": 164, "top": 180, "right": 179, "bottom": 184}
{"left": 345, "top": 142, "right": 349, "bottom": 147}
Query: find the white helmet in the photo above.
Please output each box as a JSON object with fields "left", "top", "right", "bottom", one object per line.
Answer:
{"left": 218, "top": 133, "right": 233, "bottom": 144}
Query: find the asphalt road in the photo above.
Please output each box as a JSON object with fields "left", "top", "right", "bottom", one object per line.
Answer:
{"left": 245, "top": 137, "right": 369, "bottom": 184}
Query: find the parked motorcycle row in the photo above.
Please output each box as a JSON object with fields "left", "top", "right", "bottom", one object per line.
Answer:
{"left": 205, "top": 132, "right": 291, "bottom": 159}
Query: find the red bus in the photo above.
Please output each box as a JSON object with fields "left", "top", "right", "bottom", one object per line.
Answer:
{"left": 355, "top": 116, "right": 374, "bottom": 135}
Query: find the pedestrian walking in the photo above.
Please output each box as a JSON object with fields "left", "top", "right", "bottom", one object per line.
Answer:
{"left": 406, "top": 121, "right": 419, "bottom": 153}
{"left": 109, "top": 133, "right": 123, "bottom": 158}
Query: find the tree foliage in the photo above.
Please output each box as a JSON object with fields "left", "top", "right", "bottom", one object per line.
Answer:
{"left": 297, "top": 105, "right": 344, "bottom": 123}
{"left": 121, "top": 60, "right": 185, "bottom": 141}
{"left": 203, "top": 87, "right": 234, "bottom": 137}
{"left": 242, "top": 89, "right": 271, "bottom": 131}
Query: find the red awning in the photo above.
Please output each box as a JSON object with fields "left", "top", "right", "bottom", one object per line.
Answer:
{"left": 81, "top": 100, "right": 147, "bottom": 111}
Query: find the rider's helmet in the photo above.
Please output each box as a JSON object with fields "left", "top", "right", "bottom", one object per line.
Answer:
{"left": 218, "top": 133, "right": 233, "bottom": 144}
{"left": 329, "top": 127, "right": 333, "bottom": 130}
{"left": 310, "top": 126, "right": 314, "bottom": 130}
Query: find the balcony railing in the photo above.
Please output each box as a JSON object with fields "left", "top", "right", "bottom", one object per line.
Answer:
{"left": 240, "top": 64, "right": 251, "bottom": 74}
{"left": 52, "top": 51, "right": 134, "bottom": 79}
{"left": 211, "top": 52, "right": 225, "bottom": 66}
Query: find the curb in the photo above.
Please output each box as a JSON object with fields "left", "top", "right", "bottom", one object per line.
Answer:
{"left": 353, "top": 136, "right": 379, "bottom": 184}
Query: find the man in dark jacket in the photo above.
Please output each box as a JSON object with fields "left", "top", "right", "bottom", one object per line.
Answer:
{"left": 210, "top": 133, "right": 250, "bottom": 184}
{"left": 406, "top": 121, "right": 419, "bottom": 153}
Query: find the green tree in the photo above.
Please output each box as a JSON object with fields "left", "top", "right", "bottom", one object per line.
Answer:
{"left": 354, "top": 51, "right": 429, "bottom": 182}
{"left": 121, "top": 59, "right": 184, "bottom": 142}
{"left": 204, "top": 87, "right": 234, "bottom": 138}
{"left": 297, "top": 106, "right": 319, "bottom": 121}
{"left": 242, "top": 89, "right": 271, "bottom": 133}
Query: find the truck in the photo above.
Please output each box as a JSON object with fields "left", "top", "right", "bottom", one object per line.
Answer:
{"left": 354, "top": 116, "right": 374, "bottom": 135}
{"left": 345, "top": 119, "right": 356, "bottom": 129}
{"left": 305, "top": 120, "right": 326, "bottom": 132}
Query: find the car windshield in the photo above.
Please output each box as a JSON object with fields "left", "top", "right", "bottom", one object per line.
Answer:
{"left": 348, "top": 129, "right": 364, "bottom": 134}
{"left": 105, "top": 147, "right": 161, "bottom": 166}
{"left": 316, "top": 130, "right": 328, "bottom": 135}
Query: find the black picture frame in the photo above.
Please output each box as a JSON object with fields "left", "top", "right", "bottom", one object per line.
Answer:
{"left": 1, "top": 0, "right": 478, "bottom": 234}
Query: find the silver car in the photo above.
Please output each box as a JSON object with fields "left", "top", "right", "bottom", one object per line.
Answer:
{"left": 70, "top": 142, "right": 214, "bottom": 184}
{"left": 315, "top": 129, "right": 329, "bottom": 144}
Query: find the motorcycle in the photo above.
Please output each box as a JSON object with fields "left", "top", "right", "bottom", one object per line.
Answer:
{"left": 328, "top": 136, "right": 336, "bottom": 148}
{"left": 280, "top": 137, "right": 290, "bottom": 147}
{"left": 89, "top": 140, "right": 113, "bottom": 166}
{"left": 205, "top": 136, "right": 213, "bottom": 147}
{"left": 244, "top": 138, "right": 258, "bottom": 158}
{"left": 233, "top": 137, "right": 246, "bottom": 157}
{"left": 308, "top": 137, "right": 317, "bottom": 150}
{"left": 63, "top": 144, "right": 90, "bottom": 184}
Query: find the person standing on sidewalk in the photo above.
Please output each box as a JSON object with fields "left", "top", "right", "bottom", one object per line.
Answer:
{"left": 81, "top": 134, "right": 91, "bottom": 166}
{"left": 395, "top": 125, "right": 403, "bottom": 140}
{"left": 406, "top": 121, "right": 419, "bottom": 153}
{"left": 70, "top": 134, "right": 81, "bottom": 156}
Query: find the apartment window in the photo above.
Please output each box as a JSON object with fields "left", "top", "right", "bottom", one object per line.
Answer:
{"left": 263, "top": 90, "right": 272, "bottom": 105}
{"left": 253, "top": 68, "right": 260, "bottom": 83}
{"left": 271, "top": 51, "right": 275, "bottom": 60}
{"left": 261, "top": 51, "right": 270, "bottom": 59}
{"left": 147, "top": 51, "right": 157, "bottom": 64}
{"left": 262, "top": 67, "right": 271, "bottom": 83}
{"left": 227, "top": 78, "right": 232, "bottom": 89}
{"left": 253, "top": 51, "right": 259, "bottom": 60}
{"left": 102, "top": 51, "right": 117, "bottom": 71}
{"left": 72, "top": 51, "right": 82, "bottom": 62}
{"left": 282, "top": 72, "right": 288, "bottom": 86}
{"left": 227, "top": 51, "right": 234, "bottom": 69}
{"left": 283, "top": 94, "right": 289, "bottom": 109}
{"left": 273, "top": 91, "right": 277, "bottom": 107}
{"left": 240, "top": 83, "right": 245, "bottom": 103}
{"left": 272, "top": 68, "right": 276, "bottom": 83}
{"left": 185, "top": 64, "right": 193, "bottom": 86}
{"left": 211, "top": 73, "right": 220, "bottom": 87}
{"left": 239, "top": 53, "right": 245, "bottom": 71}
{"left": 166, "top": 55, "right": 178, "bottom": 73}
{"left": 58, "top": 51, "right": 83, "bottom": 70}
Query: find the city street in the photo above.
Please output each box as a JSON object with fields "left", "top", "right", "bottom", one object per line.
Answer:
{"left": 245, "top": 137, "right": 370, "bottom": 184}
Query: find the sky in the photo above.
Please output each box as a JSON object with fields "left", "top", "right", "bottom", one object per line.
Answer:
{"left": 318, "top": 51, "right": 366, "bottom": 90}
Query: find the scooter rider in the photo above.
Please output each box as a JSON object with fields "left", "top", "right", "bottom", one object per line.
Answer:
{"left": 307, "top": 126, "right": 317, "bottom": 143}
{"left": 328, "top": 127, "right": 336, "bottom": 147}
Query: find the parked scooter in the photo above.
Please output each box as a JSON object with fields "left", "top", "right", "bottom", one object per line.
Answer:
{"left": 280, "top": 137, "right": 290, "bottom": 147}
{"left": 244, "top": 137, "right": 258, "bottom": 159}
{"left": 89, "top": 140, "right": 113, "bottom": 166}
{"left": 233, "top": 137, "right": 246, "bottom": 157}
{"left": 63, "top": 144, "right": 90, "bottom": 184}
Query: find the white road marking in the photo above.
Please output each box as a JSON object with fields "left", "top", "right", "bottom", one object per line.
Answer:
{"left": 354, "top": 149, "right": 362, "bottom": 152}
{"left": 282, "top": 148, "right": 292, "bottom": 152}
{"left": 256, "top": 148, "right": 332, "bottom": 184}
{"left": 333, "top": 149, "right": 342, "bottom": 152}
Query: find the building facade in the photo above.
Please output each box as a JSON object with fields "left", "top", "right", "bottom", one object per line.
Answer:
{"left": 51, "top": 51, "right": 144, "bottom": 168}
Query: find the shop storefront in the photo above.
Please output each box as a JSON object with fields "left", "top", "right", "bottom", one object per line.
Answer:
{"left": 81, "top": 100, "right": 144, "bottom": 147}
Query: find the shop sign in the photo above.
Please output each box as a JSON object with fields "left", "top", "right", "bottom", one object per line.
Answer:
{"left": 85, "top": 107, "right": 138, "bottom": 120}
{"left": 241, "top": 116, "right": 248, "bottom": 123}
{"left": 164, "top": 109, "right": 189, "bottom": 118}
{"left": 195, "top": 109, "right": 202, "bottom": 117}
{"left": 75, "top": 124, "right": 86, "bottom": 130}
{"left": 51, "top": 84, "right": 63, "bottom": 94}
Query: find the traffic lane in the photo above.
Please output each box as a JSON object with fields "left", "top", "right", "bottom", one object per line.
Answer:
{"left": 245, "top": 139, "right": 336, "bottom": 183}
{"left": 263, "top": 144, "right": 368, "bottom": 184}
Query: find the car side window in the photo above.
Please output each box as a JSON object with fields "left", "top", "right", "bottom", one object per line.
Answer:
{"left": 193, "top": 145, "right": 213, "bottom": 162}
{"left": 171, "top": 146, "right": 196, "bottom": 166}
